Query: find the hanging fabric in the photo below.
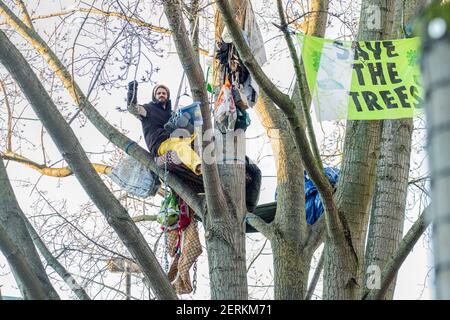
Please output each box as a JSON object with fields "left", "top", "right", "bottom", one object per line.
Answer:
{"left": 165, "top": 195, "right": 202, "bottom": 295}
{"left": 214, "top": 75, "right": 237, "bottom": 133}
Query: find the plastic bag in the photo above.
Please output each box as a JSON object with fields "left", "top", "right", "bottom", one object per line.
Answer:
{"left": 107, "top": 156, "right": 161, "bottom": 198}
{"left": 214, "top": 77, "right": 237, "bottom": 132}
{"left": 157, "top": 190, "right": 180, "bottom": 228}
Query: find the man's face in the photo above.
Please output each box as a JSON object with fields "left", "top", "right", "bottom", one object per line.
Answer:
{"left": 155, "top": 87, "right": 168, "bottom": 103}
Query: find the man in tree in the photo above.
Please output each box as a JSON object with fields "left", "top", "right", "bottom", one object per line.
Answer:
{"left": 127, "top": 81, "right": 202, "bottom": 175}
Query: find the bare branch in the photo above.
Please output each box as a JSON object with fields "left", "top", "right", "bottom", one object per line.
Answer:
{"left": 15, "top": 0, "right": 34, "bottom": 30}
{"left": 30, "top": 6, "right": 209, "bottom": 56}
{"left": 247, "top": 238, "right": 268, "bottom": 272}
{"left": 32, "top": 6, "right": 171, "bottom": 34}
{"left": 0, "top": 79, "right": 12, "bottom": 151}
{"left": 245, "top": 212, "right": 274, "bottom": 240}
{"left": 276, "top": 0, "right": 322, "bottom": 167}
{"left": 305, "top": 249, "right": 324, "bottom": 300}
{"left": 1, "top": 150, "right": 112, "bottom": 177}
{"left": 362, "top": 207, "right": 431, "bottom": 300}
{"left": 132, "top": 215, "right": 157, "bottom": 223}
{"left": 22, "top": 217, "right": 91, "bottom": 300}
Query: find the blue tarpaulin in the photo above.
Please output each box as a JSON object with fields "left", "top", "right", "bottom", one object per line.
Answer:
{"left": 305, "top": 167, "right": 340, "bottom": 225}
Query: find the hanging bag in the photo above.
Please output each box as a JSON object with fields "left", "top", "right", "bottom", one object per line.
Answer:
{"left": 107, "top": 155, "right": 161, "bottom": 198}
{"left": 157, "top": 190, "right": 180, "bottom": 228}
{"left": 214, "top": 76, "right": 237, "bottom": 132}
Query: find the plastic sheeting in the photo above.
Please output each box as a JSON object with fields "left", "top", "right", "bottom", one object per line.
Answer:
{"left": 107, "top": 156, "right": 161, "bottom": 198}
{"left": 305, "top": 167, "right": 340, "bottom": 225}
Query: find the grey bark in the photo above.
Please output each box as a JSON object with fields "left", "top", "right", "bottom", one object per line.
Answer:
{"left": 163, "top": 0, "right": 248, "bottom": 299}
{"left": 0, "top": 30, "right": 177, "bottom": 300}
{"left": 0, "top": 224, "right": 48, "bottom": 300}
{"left": 324, "top": 0, "right": 395, "bottom": 299}
{"left": 255, "top": 91, "right": 308, "bottom": 299}
{"left": 363, "top": 207, "right": 431, "bottom": 300}
{"left": 364, "top": 118, "right": 412, "bottom": 299}
{"left": 364, "top": 0, "right": 426, "bottom": 300}
{"left": 250, "top": 0, "right": 328, "bottom": 299}
{"left": 0, "top": 159, "right": 59, "bottom": 300}
{"left": 421, "top": 2, "right": 450, "bottom": 299}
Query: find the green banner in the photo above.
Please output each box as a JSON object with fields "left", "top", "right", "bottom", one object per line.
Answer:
{"left": 297, "top": 34, "right": 423, "bottom": 121}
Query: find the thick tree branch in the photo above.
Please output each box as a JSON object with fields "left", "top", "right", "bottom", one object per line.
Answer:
{"left": 0, "top": 29, "right": 177, "bottom": 300}
{"left": 362, "top": 207, "right": 431, "bottom": 300}
{"left": 254, "top": 91, "right": 307, "bottom": 239}
{"left": 0, "top": 159, "right": 59, "bottom": 299}
{"left": 276, "top": 0, "right": 322, "bottom": 167}
{"left": 1, "top": 151, "right": 112, "bottom": 177}
{"left": 0, "top": 224, "right": 49, "bottom": 300}
{"left": 163, "top": 0, "right": 228, "bottom": 218}
{"left": 189, "top": 0, "right": 201, "bottom": 62}
{"left": 245, "top": 212, "right": 274, "bottom": 240}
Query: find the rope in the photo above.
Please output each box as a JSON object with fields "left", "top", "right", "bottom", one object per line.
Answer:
{"left": 162, "top": 158, "right": 170, "bottom": 274}
{"left": 173, "top": 71, "right": 186, "bottom": 112}
{"left": 221, "top": 157, "right": 246, "bottom": 164}
{"left": 192, "top": 220, "right": 198, "bottom": 294}
{"left": 124, "top": 141, "right": 136, "bottom": 155}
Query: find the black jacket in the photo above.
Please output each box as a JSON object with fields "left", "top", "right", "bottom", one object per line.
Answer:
{"left": 141, "top": 100, "right": 173, "bottom": 156}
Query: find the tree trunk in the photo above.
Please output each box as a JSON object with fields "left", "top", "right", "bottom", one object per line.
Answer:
{"left": 421, "top": 2, "right": 450, "bottom": 299}
{"left": 255, "top": 91, "right": 309, "bottom": 299}
{"left": 364, "top": 0, "right": 426, "bottom": 300}
{"left": 324, "top": 0, "right": 396, "bottom": 299}
{"left": 250, "top": 0, "right": 329, "bottom": 299}
{"left": 363, "top": 207, "right": 430, "bottom": 299}
{"left": 0, "top": 160, "right": 59, "bottom": 300}
{"left": 204, "top": 129, "right": 248, "bottom": 300}
{"left": 164, "top": 0, "right": 248, "bottom": 299}
{"left": 205, "top": 215, "right": 248, "bottom": 299}
{"left": 364, "top": 119, "right": 412, "bottom": 299}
